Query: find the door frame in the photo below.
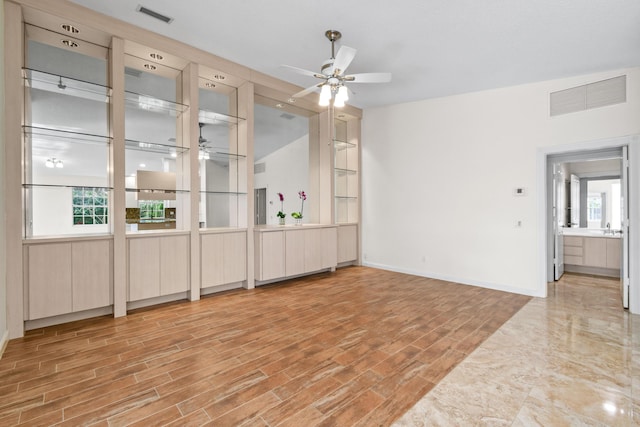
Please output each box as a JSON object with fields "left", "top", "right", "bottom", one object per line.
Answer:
{"left": 537, "top": 135, "right": 639, "bottom": 314}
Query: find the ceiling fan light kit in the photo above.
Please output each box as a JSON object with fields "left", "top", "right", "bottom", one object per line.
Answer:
{"left": 284, "top": 29, "right": 391, "bottom": 107}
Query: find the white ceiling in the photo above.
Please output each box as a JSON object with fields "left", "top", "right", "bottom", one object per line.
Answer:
{"left": 68, "top": 0, "right": 640, "bottom": 109}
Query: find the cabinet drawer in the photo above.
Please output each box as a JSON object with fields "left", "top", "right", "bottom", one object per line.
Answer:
{"left": 564, "top": 246, "right": 583, "bottom": 256}
{"left": 564, "top": 236, "right": 583, "bottom": 247}
{"left": 564, "top": 255, "right": 583, "bottom": 265}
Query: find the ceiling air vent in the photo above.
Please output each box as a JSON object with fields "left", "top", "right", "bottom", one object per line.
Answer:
{"left": 550, "top": 75, "right": 626, "bottom": 117}
{"left": 136, "top": 5, "right": 174, "bottom": 24}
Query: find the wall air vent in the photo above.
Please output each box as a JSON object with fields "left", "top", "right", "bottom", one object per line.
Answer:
{"left": 550, "top": 75, "right": 626, "bottom": 117}
{"left": 136, "top": 5, "right": 174, "bottom": 24}
{"left": 280, "top": 113, "right": 295, "bottom": 120}
{"left": 254, "top": 163, "right": 266, "bottom": 174}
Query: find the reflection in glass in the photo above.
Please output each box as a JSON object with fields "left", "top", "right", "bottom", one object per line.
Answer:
{"left": 24, "top": 38, "right": 110, "bottom": 237}
{"left": 253, "top": 99, "right": 310, "bottom": 225}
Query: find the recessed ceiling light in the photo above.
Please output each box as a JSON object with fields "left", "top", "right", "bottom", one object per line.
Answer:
{"left": 205, "top": 82, "right": 216, "bottom": 88}
{"left": 214, "top": 74, "right": 225, "bottom": 80}
{"left": 61, "top": 40, "right": 78, "bottom": 48}
{"left": 149, "top": 52, "right": 163, "bottom": 61}
{"left": 61, "top": 24, "right": 79, "bottom": 34}
{"left": 143, "top": 64, "right": 157, "bottom": 70}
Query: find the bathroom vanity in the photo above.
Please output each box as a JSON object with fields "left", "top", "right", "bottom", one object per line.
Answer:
{"left": 563, "top": 229, "right": 621, "bottom": 277}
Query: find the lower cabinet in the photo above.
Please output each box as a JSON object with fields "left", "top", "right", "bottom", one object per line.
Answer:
{"left": 201, "top": 231, "right": 247, "bottom": 287}
{"left": 337, "top": 224, "right": 358, "bottom": 263}
{"left": 128, "top": 234, "right": 189, "bottom": 301}
{"left": 563, "top": 235, "right": 621, "bottom": 274}
{"left": 26, "top": 239, "right": 112, "bottom": 320}
{"left": 255, "top": 225, "right": 337, "bottom": 282}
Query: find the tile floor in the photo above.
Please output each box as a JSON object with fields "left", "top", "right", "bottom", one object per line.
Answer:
{"left": 394, "top": 273, "right": 640, "bottom": 426}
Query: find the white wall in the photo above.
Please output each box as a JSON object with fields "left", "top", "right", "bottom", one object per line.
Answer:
{"left": 254, "top": 135, "right": 309, "bottom": 225}
{"left": 362, "top": 67, "right": 640, "bottom": 296}
{"left": 0, "top": 0, "right": 8, "bottom": 352}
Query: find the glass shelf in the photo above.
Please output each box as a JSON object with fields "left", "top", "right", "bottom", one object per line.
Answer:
{"left": 24, "top": 126, "right": 111, "bottom": 146}
{"left": 125, "top": 139, "right": 189, "bottom": 156}
{"left": 23, "top": 183, "right": 113, "bottom": 190}
{"left": 335, "top": 167, "right": 357, "bottom": 175}
{"left": 200, "top": 191, "right": 247, "bottom": 195}
{"left": 125, "top": 91, "right": 188, "bottom": 117}
{"left": 201, "top": 150, "right": 246, "bottom": 159}
{"left": 334, "top": 139, "right": 356, "bottom": 150}
{"left": 23, "top": 68, "right": 111, "bottom": 103}
{"left": 126, "top": 188, "right": 190, "bottom": 194}
{"left": 198, "top": 109, "right": 245, "bottom": 126}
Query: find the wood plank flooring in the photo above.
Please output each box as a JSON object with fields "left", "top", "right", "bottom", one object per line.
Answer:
{"left": 0, "top": 266, "right": 531, "bottom": 426}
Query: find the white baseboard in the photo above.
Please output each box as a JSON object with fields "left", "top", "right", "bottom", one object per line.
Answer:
{"left": 362, "top": 261, "right": 544, "bottom": 298}
{"left": 0, "top": 329, "right": 11, "bottom": 358}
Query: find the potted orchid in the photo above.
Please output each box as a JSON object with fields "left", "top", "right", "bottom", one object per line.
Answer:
{"left": 291, "top": 190, "right": 306, "bottom": 225}
{"left": 276, "top": 192, "right": 286, "bottom": 225}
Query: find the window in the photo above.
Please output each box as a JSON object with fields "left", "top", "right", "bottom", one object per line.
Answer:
{"left": 587, "top": 194, "right": 602, "bottom": 222}
{"left": 72, "top": 187, "right": 108, "bottom": 225}
{"left": 139, "top": 201, "right": 165, "bottom": 219}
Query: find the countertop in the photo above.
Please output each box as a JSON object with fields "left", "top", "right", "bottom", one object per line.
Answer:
{"left": 562, "top": 228, "right": 621, "bottom": 239}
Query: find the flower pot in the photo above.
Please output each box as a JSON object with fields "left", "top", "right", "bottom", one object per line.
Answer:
{"left": 294, "top": 218, "right": 302, "bottom": 226}
{"left": 279, "top": 218, "right": 285, "bottom": 226}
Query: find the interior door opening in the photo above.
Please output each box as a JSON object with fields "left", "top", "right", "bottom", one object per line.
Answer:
{"left": 546, "top": 147, "right": 630, "bottom": 309}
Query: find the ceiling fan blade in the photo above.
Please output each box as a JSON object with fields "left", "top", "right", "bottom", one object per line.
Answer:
{"left": 344, "top": 72, "right": 392, "bottom": 83}
{"left": 281, "top": 65, "right": 325, "bottom": 79}
{"left": 332, "top": 45, "right": 357, "bottom": 75}
{"left": 292, "top": 83, "right": 323, "bottom": 98}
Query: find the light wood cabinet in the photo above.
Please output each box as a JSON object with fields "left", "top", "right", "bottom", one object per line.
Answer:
{"left": 27, "top": 243, "right": 73, "bottom": 319}
{"left": 201, "top": 231, "right": 247, "bottom": 288}
{"left": 583, "top": 237, "right": 607, "bottom": 268}
{"left": 128, "top": 235, "right": 189, "bottom": 302}
{"left": 606, "top": 238, "right": 621, "bottom": 269}
{"left": 255, "top": 225, "right": 338, "bottom": 282}
{"left": 255, "top": 231, "right": 286, "bottom": 281}
{"left": 337, "top": 224, "right": 358, "bottom": 263}
{"left": 26, "top": 239, "right": 112, "bottom": 320}
{"left": 72, "top": 240, "right": 112, "bottom": 312}
{"left": 286, "top": 230, "right": 307, "bottom": 277}
{"left": 563, "top": 235, "right": 621, "bottom": 275}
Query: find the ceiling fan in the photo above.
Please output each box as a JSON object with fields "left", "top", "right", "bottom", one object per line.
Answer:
{"left": 283, "top": 30, "right": 391, "bottom": 107}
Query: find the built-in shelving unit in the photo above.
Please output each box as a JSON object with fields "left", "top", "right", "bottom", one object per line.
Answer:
{"left": 4, "top": 1, "right": 362, "bottom": 337}
{"left": 198, "top": 77, "right": 247, "bottom": 228}
{"left": 334, "top": 119, "right": 359, "bottom": 224}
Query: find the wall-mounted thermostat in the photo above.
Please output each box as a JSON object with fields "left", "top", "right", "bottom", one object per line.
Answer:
{"left": 514, "top": 187, "right": 526, "bottom": 196}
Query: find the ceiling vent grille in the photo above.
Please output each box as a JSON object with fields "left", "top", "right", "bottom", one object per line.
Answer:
{"left": 550, "top": 75, "right": 626, "bottom": 117}
{"left": 136, "top": 5, "right": 174, "bottom": 24}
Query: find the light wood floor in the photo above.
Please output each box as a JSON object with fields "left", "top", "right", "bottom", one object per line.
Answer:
{"left": 0, "top": 267, "right": 531, "bottom": 426}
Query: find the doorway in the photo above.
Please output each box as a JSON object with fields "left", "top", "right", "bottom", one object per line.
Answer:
{"left": 255, "top": 188, "right": 266, "bottom": 225}
{"left": 545, "top": 146, "right": 630, "bottom": 309}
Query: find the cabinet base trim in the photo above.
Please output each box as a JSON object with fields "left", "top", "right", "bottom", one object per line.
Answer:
{"left": 0, "top": 330, "right": 9, "bottom": 359}
{"left": 201, "top": 282, "right": 243, "bottom": 296}
{"left": 25, "top": 306, "right": 113, "bottom": 331}
{"left": 127, "top": 292, "right": 188, "bottom": 311}
{"left": 564, "top": 264, "right": 621, "bottom": 278}
{"left": 255, "top": 268, "right": 334, "bottom": 287}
